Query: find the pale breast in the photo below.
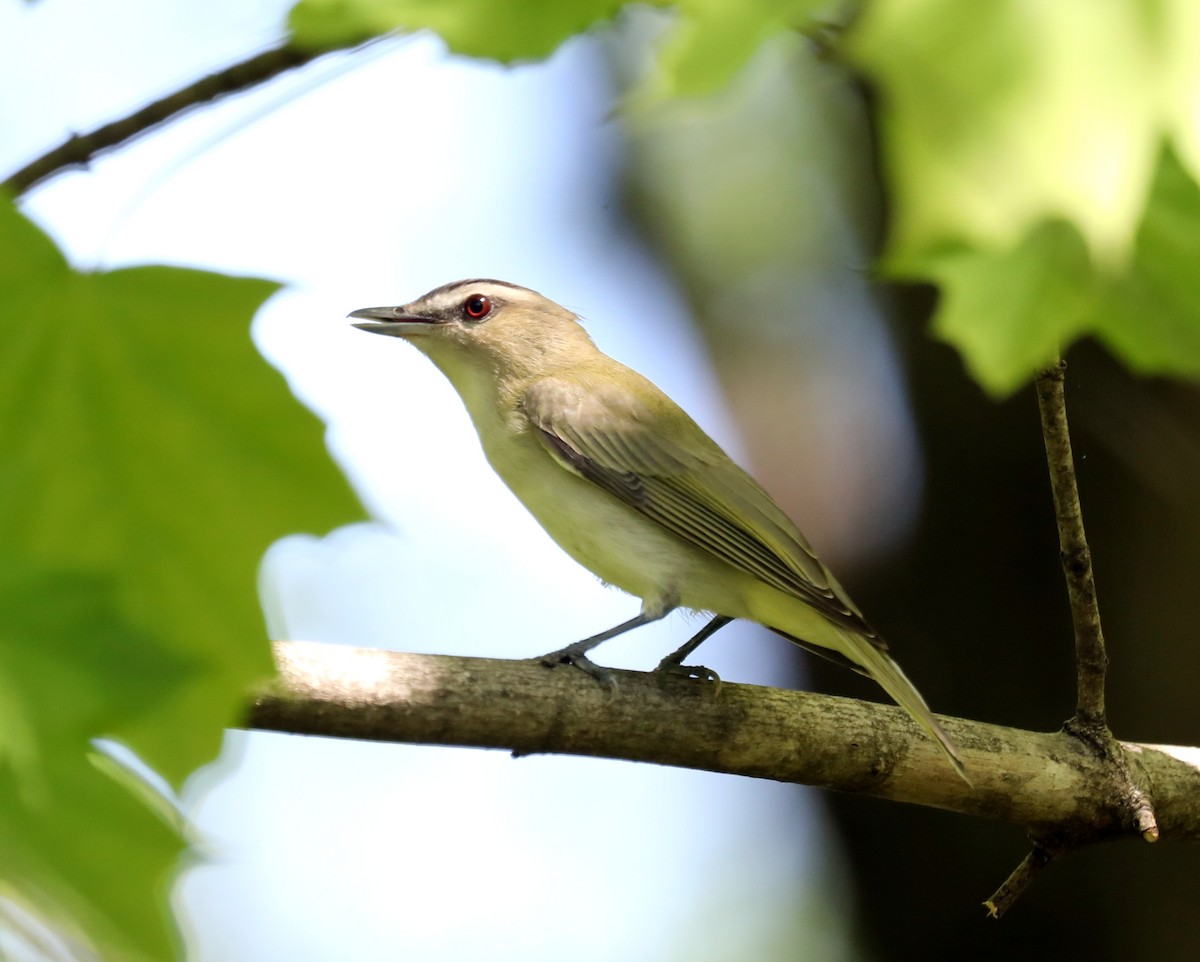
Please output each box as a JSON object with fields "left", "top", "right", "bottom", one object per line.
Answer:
{"left": 482, "top": 424, "right": 751, "bottom": 618}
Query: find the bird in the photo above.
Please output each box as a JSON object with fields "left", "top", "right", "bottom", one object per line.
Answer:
{"left": 350, "top": 278, "right": 966, "bottom": 780}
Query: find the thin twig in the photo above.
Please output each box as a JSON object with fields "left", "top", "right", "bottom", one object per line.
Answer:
{"left": 983, "top": 844, "right": 1059, "bottom": 919}
{"left": 3, "top": 42, "right": 356, "bottom": 195}
{"left": 1035, "top": 359, "right": 1108, "bottom": 728}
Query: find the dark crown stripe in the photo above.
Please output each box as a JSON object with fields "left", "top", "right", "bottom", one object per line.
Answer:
{"left": 424, "top": 278, "right": 531, "bottom": 299}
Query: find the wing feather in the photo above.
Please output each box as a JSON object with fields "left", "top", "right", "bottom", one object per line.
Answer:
{"left": 523, "top": 375, "right": 879, "bottom": 640}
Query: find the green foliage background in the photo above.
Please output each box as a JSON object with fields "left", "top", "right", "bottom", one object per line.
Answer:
{"left": 4, "top": 0, "right": 1200, "bottom": 957}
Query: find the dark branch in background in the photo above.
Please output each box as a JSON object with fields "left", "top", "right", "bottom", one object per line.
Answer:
{"left": 3, "top": 41, "right": 360, "bottom": 196}
{"left": 248, "top": 642, "right": 1200, "bottom": 838}
{"left": 984, "top": 846, "right": 1056, "bottom": 919}
{"left": 984, "top": 361, "right": 1162, "bottom": 918}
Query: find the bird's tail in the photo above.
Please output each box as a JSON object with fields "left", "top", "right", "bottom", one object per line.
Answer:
{"left": 826, "top": 626, "right": 969, "bottom": 784}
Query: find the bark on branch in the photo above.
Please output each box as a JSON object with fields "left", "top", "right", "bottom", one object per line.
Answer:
{"left": 248, "top": 641, "right": 1200, "bottom": 841}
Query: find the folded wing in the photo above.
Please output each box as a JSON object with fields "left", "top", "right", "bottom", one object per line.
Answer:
{"left": 523, "top": 374, "right": 883, "bottom": 646}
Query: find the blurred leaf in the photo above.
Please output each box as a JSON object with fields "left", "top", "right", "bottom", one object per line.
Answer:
{"left": 0, "top": 196, "right": 361, "bottom": 956}
{"left": 1159, "top": 2, "right": 1200, "bottom": 179}
{"left": 925, "top": 150, "right": 1200, "bottom": 395}
{"left": 1093, "top": 148, "right": 1200, "bottom": 374}
{"left": 0, "top": 565, "right": 188, "bottom": 961}
{"left": 926, "top": 222, "right": 1094, "bottom": 395}
{"left": 848, "top": 0, "right": 1200, "bottom": 394}
{"left": 289, "top": 0, "right": 629, "bottom": 59}
{"left": 648, "top": 0, "right": 828, "bottom": 98}
{"left": 847, "top": 0, "right": 1200, "bottom": 266}
{"left": 289, "top": 0, "right": 831, "bottom": 96}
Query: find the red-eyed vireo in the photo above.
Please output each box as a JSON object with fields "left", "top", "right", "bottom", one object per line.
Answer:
{"left": 350, "top": 279, "right": 966, "bottom": 779}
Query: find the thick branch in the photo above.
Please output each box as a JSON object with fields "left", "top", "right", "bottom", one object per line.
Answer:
{"left": 4, "top": 42, "right": 355, "bottom": 195}
{"left": 1035, "top": 360, "right": 1108, "bottom": 727}
{"left": 248, "top": 642, "right": 1200, "bottom": 841}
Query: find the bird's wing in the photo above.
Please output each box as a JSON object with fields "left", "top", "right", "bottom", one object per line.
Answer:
{"left": 523, "top": 374, "right": 879, "bottom": 640}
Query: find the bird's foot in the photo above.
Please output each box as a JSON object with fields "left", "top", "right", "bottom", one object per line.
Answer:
{"left": 653, "top": 655, "right": 722, "bottom": 691}
{"left": 538, "top": 643, "right": 617, "bottom": 691}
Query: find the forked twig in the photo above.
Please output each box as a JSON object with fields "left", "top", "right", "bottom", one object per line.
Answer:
{"left": 987, "top": 359, "right": 1159, "bottom": 915}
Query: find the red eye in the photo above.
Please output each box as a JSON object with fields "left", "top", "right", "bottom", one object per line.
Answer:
{"left": 463, "top": 294, "right": 492, "bottom": 319}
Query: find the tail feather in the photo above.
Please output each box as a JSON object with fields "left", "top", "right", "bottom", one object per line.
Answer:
{"left": 826, "top": 626, "right": 969, "bottom": 784}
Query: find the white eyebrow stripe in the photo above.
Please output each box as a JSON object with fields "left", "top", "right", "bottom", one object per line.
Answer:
{"left": 412, "top": 279, "right": 543, "bottom": 314}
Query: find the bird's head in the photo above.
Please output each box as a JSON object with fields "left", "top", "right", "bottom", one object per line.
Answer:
{"left": 350, "top": 279, "right": 595, "bottom": 387}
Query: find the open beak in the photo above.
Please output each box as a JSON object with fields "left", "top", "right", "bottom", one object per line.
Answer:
{"left": 348, "top": 306, "right": 444, "bottom": 337}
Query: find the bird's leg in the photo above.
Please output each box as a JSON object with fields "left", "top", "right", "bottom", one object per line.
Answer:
{"left": 539, "top": 610, "right": 670, "bottom": 688}
{"left": 654, "top": 614, "right": 732, "bottom": 684}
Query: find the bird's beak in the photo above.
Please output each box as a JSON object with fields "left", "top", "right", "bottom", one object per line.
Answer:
{"left": 348, "top": 306, "right": 444, "bottom": 337}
